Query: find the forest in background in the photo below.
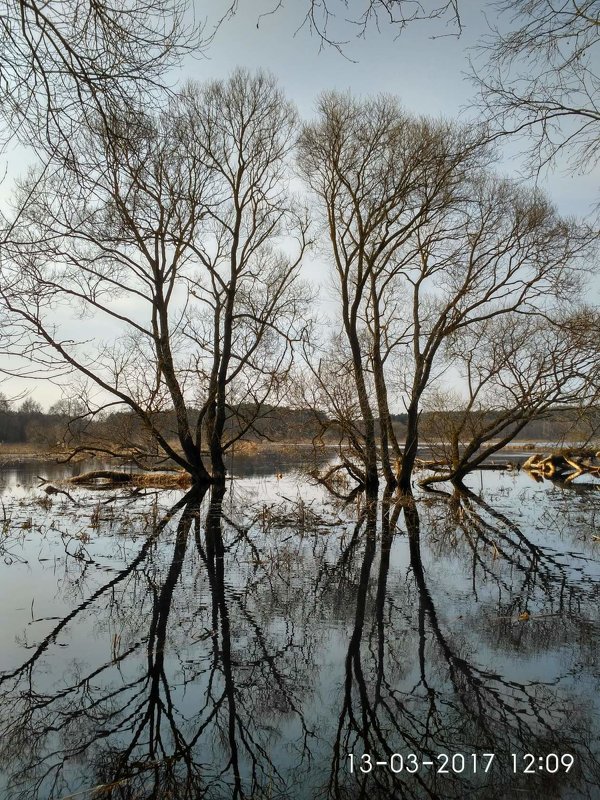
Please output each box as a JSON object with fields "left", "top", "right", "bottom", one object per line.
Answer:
{"left": 1, "top": 393, "right": 597, "bottom": 453}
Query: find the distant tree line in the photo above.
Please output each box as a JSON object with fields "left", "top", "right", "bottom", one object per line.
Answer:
{"left": 0, "top": 393, "right": 331, "bottom": 450}
{"left": 0, "top": 395, "right": 85, "bottom": 445}
{"left": 1, "top": 391, "right": 597, "bottom": 467}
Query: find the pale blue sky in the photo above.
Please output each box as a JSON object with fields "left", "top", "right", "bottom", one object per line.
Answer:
{"left": 195, "top": 1, "right": 476, "bottom": 118}
{"left": 192, "top": 0, "right": 599, "bottom": 217}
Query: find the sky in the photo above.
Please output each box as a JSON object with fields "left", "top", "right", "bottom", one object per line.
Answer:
{"left": 1, "top": 0, "right": 599, "bottom": 408}
{"left": 200, "top": 0, "right": 600, "bottom": 212}
{"left": 196, "top": 1, "right": 475, "bottom": 119}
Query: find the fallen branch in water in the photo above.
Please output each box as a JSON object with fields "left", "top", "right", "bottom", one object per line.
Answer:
{"left": 42, "top": 484, "right": 79, "bottom": 504}
{"left": 523, "top": 450, "right": 600, "bottom": 482}
{"left": 65, "top": 470, "right": 192, "bottom": 490}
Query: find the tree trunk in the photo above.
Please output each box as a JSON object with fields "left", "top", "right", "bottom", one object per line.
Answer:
{"left": 370, "top": 275, "right": 399, "bottom": 487}
{"left": 344, "top": 311, "right": 379, "bottom": 490}
{"left": 398, "top": 399, "right": 419, "bottom": 492}
{"left": 209, "top": 429, "right": 227, "bottom": 483}
{"left": 354, "top": 367, "right": 379, "bottom": 490}
{"left": 372, "top": 352, "right": 396, "bottom": 487}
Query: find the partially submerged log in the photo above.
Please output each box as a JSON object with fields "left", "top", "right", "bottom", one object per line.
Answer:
{"left": 66, "top": 470, "right": 192, "bottom": 489}
{"left": 522, "top": 454, "right": 543, "bottom": 471}
{"left": 470, "top": 463, "right": 517, "bottom": 471}
{"left": 523, "top": 450, "right": 600, "bottom": 482}
{"left": 414, "top": 458, "right": 447, "bottom": 470}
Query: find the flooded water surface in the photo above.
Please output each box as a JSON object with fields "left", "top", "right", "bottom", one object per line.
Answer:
{"left": 0, "top": 463, "right": 598, "bottom": 799}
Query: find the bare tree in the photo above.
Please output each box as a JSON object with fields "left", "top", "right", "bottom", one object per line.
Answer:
{"left": 298, "top": 92, "right": 486, "bottom": 489}
{"left": 394, "top": 175, "right": 593, "bottom": 490}
{"left": 0, "top": 70, "right": 310, "bottom": 483}
{"left": 0, "top": 0, "right": 200, "bottom": 153}
{"left": 472, "top": 0, "right": 600, "bottom": 187}
{"left": 299, "top": 91, "right": 593, "bottom": 491}
{"left": 420, "top": 308, "right": 600, "bottom": 486}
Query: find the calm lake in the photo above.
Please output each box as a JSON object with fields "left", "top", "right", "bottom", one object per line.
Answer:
{"left": 0, "top": 460, "right": 598, "bottom": 799}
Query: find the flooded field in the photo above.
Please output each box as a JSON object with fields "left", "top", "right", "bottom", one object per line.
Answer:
{"left": 0, "top": 461, "right": 598, "bottom": 799}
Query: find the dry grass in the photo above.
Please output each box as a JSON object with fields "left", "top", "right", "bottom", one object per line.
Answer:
{"left": 66, "top": 469, "right": 192, "bottom": 489}
{"left": 133, "top": 471, "right": 192, "bottom": 489}
{"left": 0, "top": 443, "right": 42, "bottom": 454}
{"left": 0, "top": 443, "right": 71, "bottom": 461}
{"left": 231, "top": 440, "right": 260, "bottom": 455}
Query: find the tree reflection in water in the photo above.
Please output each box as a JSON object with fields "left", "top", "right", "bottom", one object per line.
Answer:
{"left": 0, "top": 477, "right": 598, "bottom": 799}
{"left": 0, "top": 485, "right": 315, "bottom": 799}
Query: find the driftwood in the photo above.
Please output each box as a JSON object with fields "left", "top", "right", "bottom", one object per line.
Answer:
{"left": 65, "top": 470, "right": 191, "bottom": 489}
{"left": 418, "top": 459, "right": 516, "bottom": 474}
{"left": 523, "top": 451, "right": 600, "bottom": 482}
{"left": 414, "top": 458, "right": 447, "bottom": 469}
{"left": 474, "top": 463, "right": 517, "bottom": 471}
{"left": 42, "top": 484, "right": 79, "bottom": 504}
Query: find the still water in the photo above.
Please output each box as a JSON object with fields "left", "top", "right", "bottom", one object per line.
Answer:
{"left": 0, "top": 461, "right": 598, "bottom": 799}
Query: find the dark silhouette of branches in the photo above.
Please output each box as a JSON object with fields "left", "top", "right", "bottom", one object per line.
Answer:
{"left": 224, "top": 0, "right": 462, "bottom": 55}
{"left": 472, "top": 0, "right": 600, "bottom": 189}
{"left": 1, "top": 70, "right": 310, "bottom": 484}
{"left": 0, "top": 0, "right": 199, "bottom": 152}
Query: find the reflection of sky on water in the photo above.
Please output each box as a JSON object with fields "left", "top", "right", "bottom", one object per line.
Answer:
{"left": 0, "top": 464, "right": 598, "bottom": 799}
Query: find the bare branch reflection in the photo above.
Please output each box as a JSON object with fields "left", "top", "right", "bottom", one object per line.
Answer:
{"left": 327, "top": 489, "right": 600, "bottom": 800}
{"left": 0, "top": 477, "right": 597, "bottom": 799}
